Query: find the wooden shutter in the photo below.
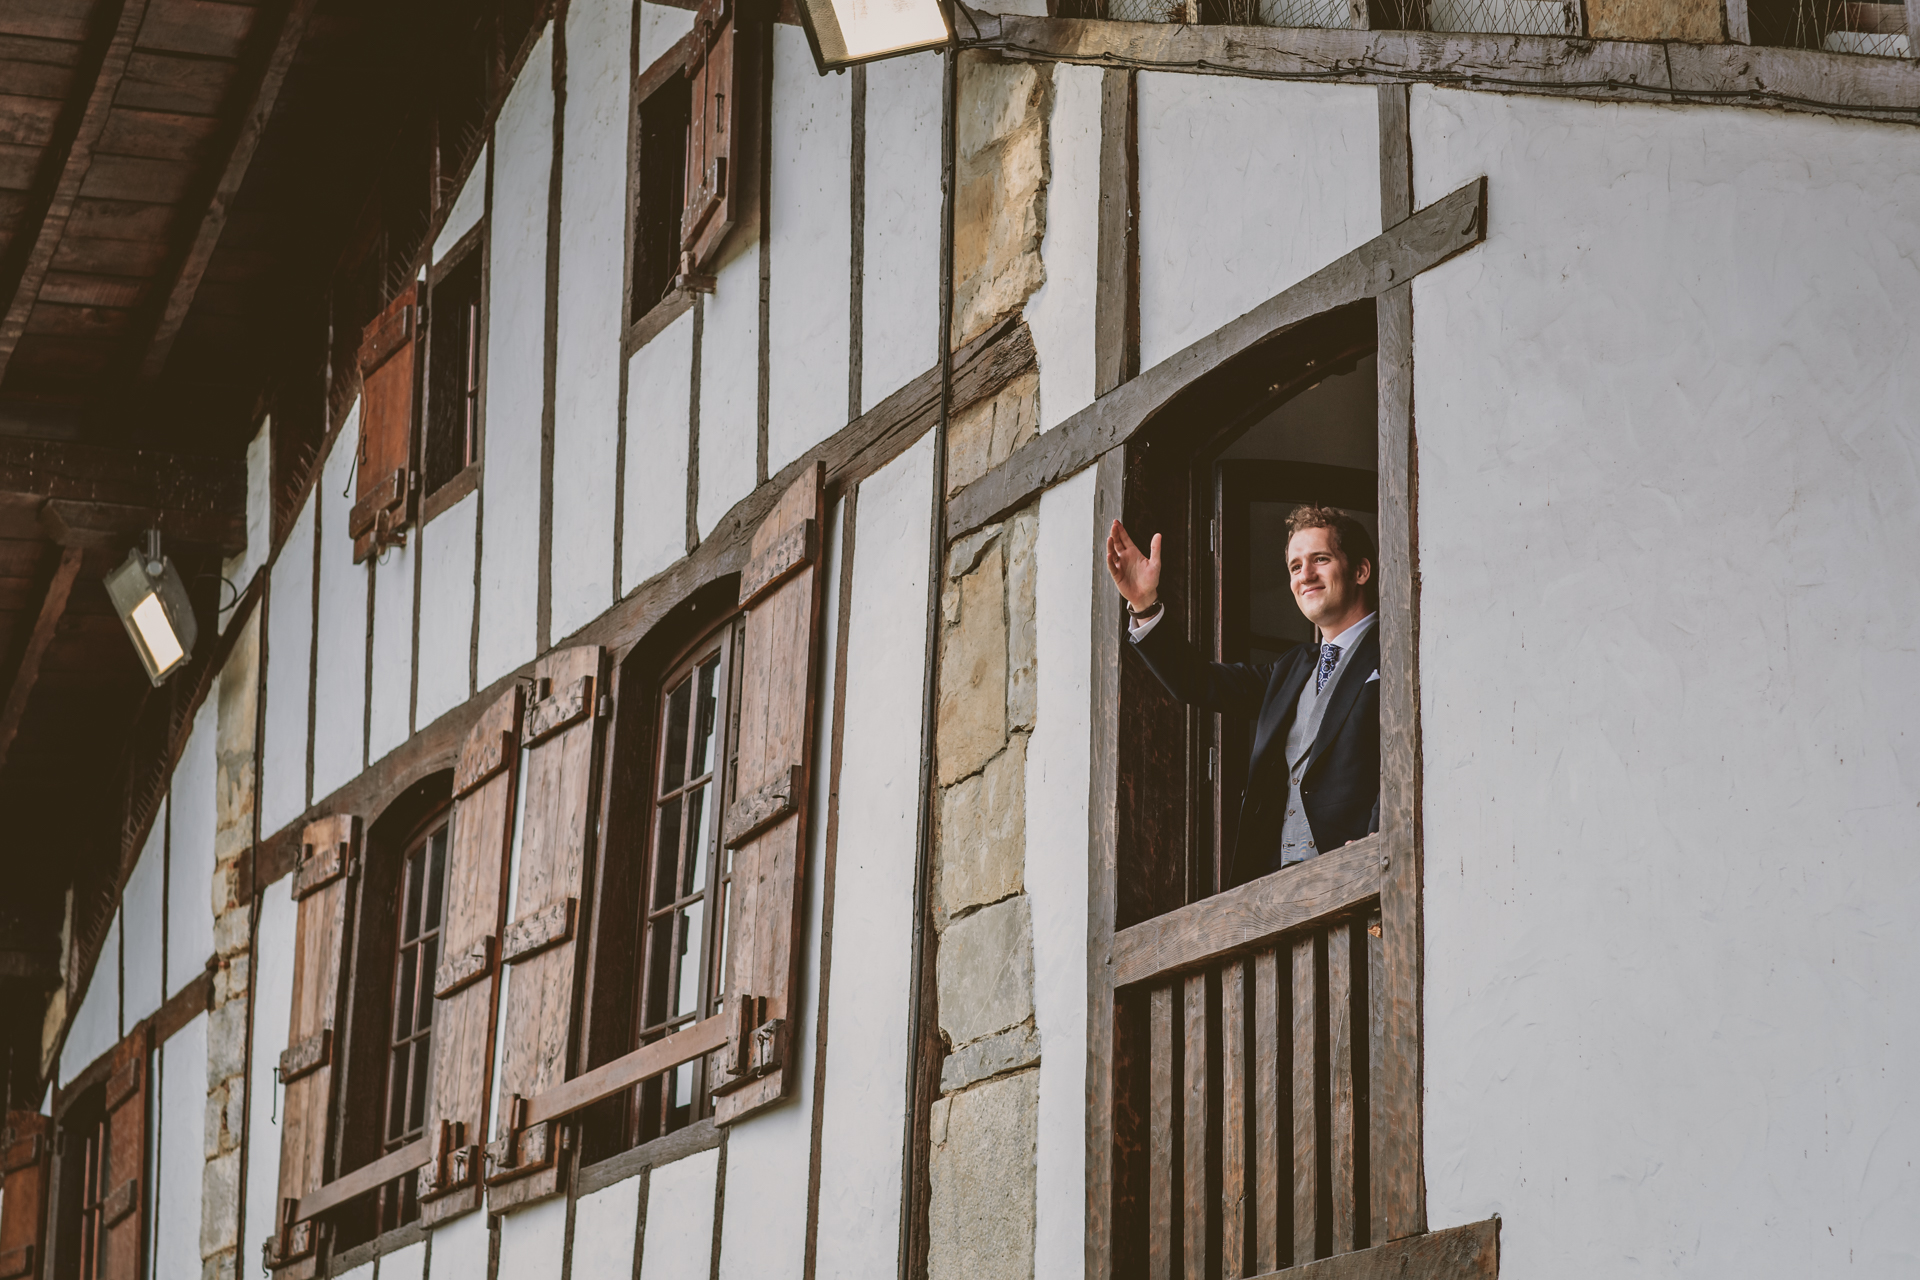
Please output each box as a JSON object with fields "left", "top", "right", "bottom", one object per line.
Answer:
{"left": 484, "top": 646, "right": 606, "bottom": 1208}
{"left": 350, "top": 285, "right": 419, "bottom": 563}
{"left": 0, "top": 1112, "right": 51, "bottom": 1280}
{"left": 680, "top": 0, "right": 756, "bottom": 275}
{"left": 97, "top": 1026, "right": 149, "bottom": 1280}
{"left": 415, "top": 686, "right": 523, "bottom": 1224}
{"left": 264, "top": 814, "right": 359, "bottom": 1277}
{"left": 710, "top": 462, "right": 825, "bottom": 1123}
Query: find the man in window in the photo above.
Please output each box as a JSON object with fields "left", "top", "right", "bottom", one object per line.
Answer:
{"left": 1107, "top": 505, "right": 1379, "bottom": 889}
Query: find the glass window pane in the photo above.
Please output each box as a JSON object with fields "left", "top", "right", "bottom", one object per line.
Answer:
{"left": 674, "top": 899, "right": 705, "bottom": 1021}
{"left": 388, "top": 1046, "right": 410, "bottom": 1138}
{"left": 394, "top": 946, "right": 418, "bottom": 1040}
{"left": 661, "top": 675, "right": 692, "bottom": 793}
{"left": 425, "top": 829, "right": 448, "bottom": 932}
{"left": 681, "top": 783, "right": 710, "bottom": 900}
{"left": 642, "top": 916, "right": 673, "bottom": 1030}
{"left": 653, "top": 795, "right": 683, "bottom": 908}
{"left": 409, "top": 1040, "right": 431, "bottom": 1134}
{"left": 712, "top": 871, "right": 729, "bottom": 1005}
{"left": 671, "top": 1060, "right": 694, "bottom": 1110}
{"left": 403, "top": 848, "right": 424, "bottom": 943}
{"left": 416, "top": 936, "right": 439, "bottom": 1033}
{"left": 691, "top": 655, "right": 719, "bottom": 779}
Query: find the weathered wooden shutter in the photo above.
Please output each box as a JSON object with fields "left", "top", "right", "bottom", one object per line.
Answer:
{"left": 679, "top": 0, "right": 755, "bottom": 276}
{"left": 97, "top": 1026, "right": 149, "bottom": 1280}
{"left": 710, "top": 462, "right": 825, "bottom": 1122}
{"left": 415, "top": 686, "right": 523, "bottom": 1224}
{"left": 264, "top": 814, "right": 359, "bottom": 1276}
{"left": 484, "top": 646, "right": 606, "bottom": 1208}
{"left": 350, "top": 285, "right": 419, "bottom": 562}
{"left": 0, "top": 1112, "right": 51, "bottom": 1280}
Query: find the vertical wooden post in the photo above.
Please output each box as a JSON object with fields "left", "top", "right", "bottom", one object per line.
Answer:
{"left": 1252, "top": 950, "right": 1281, "bottom": 1272}
{"left": 1149, "top": 985, "right": 1176, "bottom": 1280}
{"left": 1374, "top": 79, "right": 1427, "bottom": 1243}
{"left": 1289, "top": 936, "right": 1317, "bottom": 1266}
{"left": 1220, "top": 960, "right": 1247, "bottom": 1279}
{"left": 1095, "top": 69, "right": 1138, "bottom": 399}
{"left": 1088, "top": 450, "right": 1127, "bottom": 1280}
{"left": 1326, "top": 926, "right": 1356, "bottom": 1253}
{"left": 1181, "top": 972, "right": 1208, "bottom": 1280}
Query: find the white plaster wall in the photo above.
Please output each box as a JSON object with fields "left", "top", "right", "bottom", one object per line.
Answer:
{"left": 242, "top": 880, "right": 295, "bottom": 1269}
{"left": 59, "top": 913, "right": 119, "bottom": 1084}
{"left": 433, "top": 143, "right": 488, "bottom": 264}
{"left": 860, "top": 54, "right": 941, "bottom": 414}
{"left": 496, "top": 1193, "right": 568, "bottom": 1280}
{"left": 623, "top": 312, "right": 693, "bottom": 594}
{"left": 813, "top": 435, "right": 931, "bottom": 1280}
{"left": 167, "top": 698, "right": 216, "bottom": 995}
{"left": 1025, "top": 64, "right": 1099, "bottom": 434}
{"left": 334, "top": 1263, "right": 372, "bottom": 1280}
{"left": 637, "top": 0, "right": 694, "bottom": 64}
{"left": 379, "top": 1241, "right": 426, "bottom": 1280}
{"left": 153, "top": 1012, "right": 206, "bottom": 1280}
{"left": 766, "top": 24, "right": 852, "bottom": 475}
{"left": 262, "top": 494, "right": 316, "bottom": 835}
{"left": 1135, "top": 77, "right": 1379, "bottom": 371}
{"left": 638, "top": 1146, "right": 720, "bottom": 1280}
{"left": 368, "top": 530, "right": 417, "bottom": 760}
{"left": 425, "top": 1206, "right": 491, "bottom": 1278}
{"left": 416, "top": 492, "right": 477, "bottom": 728}
{"left": 552, "top": 0, "right": 629, "bottom": 641}
{"left": 1029, "top": 467, "right": 1094, "bottom": 1280}
{"left": 479, "top": 27, "right": 554, "bottom": 686}
{"left": 697, "top": 250, "right": 762, "bottom": 541}
{"left": 572, "top": 1175, "right": 642, "bottom": 1280}
{"left": 312, "top": 417, "right": 369, "bottom": 798}
{"left": 1410, "top": 87, "right": 1920, "bottom": 1277}
{"left": 717, "top": 494, "right": 844, "bottom": 1280}
{"left": 224, "top": 415, "right": 271, "bottom": 622}
{"left": 121, "top": 818, "right": 164, "bottom": 1027}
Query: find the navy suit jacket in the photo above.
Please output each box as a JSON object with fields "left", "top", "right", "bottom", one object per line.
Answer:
{"left": 1132, "top": 619, "right": 1380, "bottom": 888}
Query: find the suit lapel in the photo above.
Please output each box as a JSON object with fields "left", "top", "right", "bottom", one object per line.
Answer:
{"left": 1305, "top": 626, "right": 1379, "bottom": 772}
{"left": 1251, "top": 645, "right": 1312, "bottom": 779}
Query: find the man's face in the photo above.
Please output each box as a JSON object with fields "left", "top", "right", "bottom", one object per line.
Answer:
{"left": 1287, "top": 525, "right": 1370, "bottom": 631}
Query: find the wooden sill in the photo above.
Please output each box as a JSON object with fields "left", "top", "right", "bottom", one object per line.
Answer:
{"left": 577, "top": 1118, "right": 723, "bottom": 1197}
{"left": 623, "top": 289, "right": 696, "bottom": 359}
{"left": 421, "top": 463, "right": 480, "bottom": 525}
{"left": 1249, "top": 1219, "right": 1499, "bottom": 1279}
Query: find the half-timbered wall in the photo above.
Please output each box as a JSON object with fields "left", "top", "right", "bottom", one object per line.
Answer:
{"left": 1411, "top": 88, "right": 1920, "bottom": 1276}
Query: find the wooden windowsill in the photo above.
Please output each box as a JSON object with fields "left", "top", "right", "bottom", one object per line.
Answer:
{"left": 623, "top": 289, "right": 696, "bottom": 359}
{"left": 422, "top": 462, "right": 481, "bottom": 525}
{"left": 323, "top": 1218, "right": 427, "bottom": 1278}
{"left": 578, "top": 1117, "right": 722, "bottom": 1197}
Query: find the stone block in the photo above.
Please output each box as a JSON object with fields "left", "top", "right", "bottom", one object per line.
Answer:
{"left": 938, "top": 733, "right": 1026, "bottom": 921}
{"left": 940, "top": 1020, "right": 1040, "bottom": 1094}
{"left": 947, "top": 372, "right": 1039, "bottom": 498}
{"left": 937, "top": 894, "right": 1034, "bottom": 1048}
{"left": 206, "top": 995, "right": 248, "bottom": 1081}
{"left": 215, "top": 614, "right": 257, "bottom": 759}
{"left": 928, "top": 1069, "right": 1037, "bottom": 1280}
{"left": 202, "top": 1253, "right": 237, "bottom": 1280}
{"left": 937, "top": 543, "right": 1008, "bottom": 786}
{"left": 201, "top": 1147, "right": 240, "bottom": 1256}
{"left": 1006, "top": 506, "right": 1037, "bottom": 731}
{"left": 953, "top": 55, "right": 1050, "bottom": 348}
{"left": 1586, "top": 0, "right": 1723, "bottom": 40}
{"left": 213, "top": 906, "right": 251, "bottom": 959}
{"left": 214, "top": 952, "right": 248, "bottom": 1004}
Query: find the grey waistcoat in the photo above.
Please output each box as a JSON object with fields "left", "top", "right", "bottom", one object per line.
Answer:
{"left": 1277, "top": 619, "right": 1372, "bottom": 865}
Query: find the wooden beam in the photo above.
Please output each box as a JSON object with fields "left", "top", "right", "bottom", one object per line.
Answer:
{"left": 1245, "top": 1217, "right": 1498, "bottom": 1280}
{"left": 0, "top": 436, "right": 245, "bottom": 515}
{"left": 0, "top": 0, "right": 150, "bottom": 385}
{"left": 136, "top": 0, "right": 322, "bottom": 382}
{"left": 525, "top": 1012, "right": 729, "bottom": 1127}
{"left": 1111, "top": 836, "right": 1389, "bottom": 988}
{"left": 967, "top": 13, "right": 1920, "bottom": 124}
{"left": 947, "top": 177, "right": 1486, "bottom": 543}
{"left": 1094, "top": 68, "right": 1137, "bottom": 398}
{"left": 0, "top": 546, "right": 84, "bottom": 775}
{"left": 40, "top": 497, "right": 246, "bottom": 554}
{"left": 292, "top": 1137, "right": 433, "bottom": 1221}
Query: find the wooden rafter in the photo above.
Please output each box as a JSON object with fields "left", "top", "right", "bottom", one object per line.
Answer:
{"left": 0, "top": 0, "right": 150, "bottom": 386}
{"left": 0, "top": 546, "right": 86, "bottom": 776}
{"left": 135, "top": 0, "right": 322, "bottom": 382}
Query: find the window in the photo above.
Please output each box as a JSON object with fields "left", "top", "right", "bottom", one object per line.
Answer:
{"left": 385, "top": 822, "right": 450, "bottom": 1156}
{"left": 631, "top": 72, "right": 691, "bottom": 323}
{"left": 424, "top": 246, "right": 482, "bottom": 495}
{"left": 633, "top": 619, "right": 742, "bottom": 1141}
{"left": 70, "top": 1106, "right": 108, "bottom": 1280}
{"left": 1746, "top": 0, "right": 1911, "bottom": 53}
{"left": 1064, "top": 0, "right": 1578, "bottom": 39}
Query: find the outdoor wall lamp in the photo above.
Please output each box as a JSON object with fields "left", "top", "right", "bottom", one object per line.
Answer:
{"left": 105, "top": 530, "right": 197, "bottom": 686}
{"left": 793, "top": 0, "right": 951, "bottom": 73}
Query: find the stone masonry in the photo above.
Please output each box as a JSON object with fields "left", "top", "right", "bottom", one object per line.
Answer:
{"left": 203, "top": 613, "right": 258, "bottom": 1280}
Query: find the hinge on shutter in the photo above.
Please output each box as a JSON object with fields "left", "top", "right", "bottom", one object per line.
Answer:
{"left": 483, "top": 1095, "right": 556, "bottom": 1183}
{"left": 263, "top": 1198, "right": 316, "bottom": 1269}
{"left": 0, "top": 1244, "right": 34, "bottom": 1279}
{"left": 416, "top": 1120, "right": 479, "bottom": 1201}
{"left": 717, "top": 994, "right": 784, "bottom": 1088}
{"left": 673, "top": 251, "right": 717, "bottom": 294}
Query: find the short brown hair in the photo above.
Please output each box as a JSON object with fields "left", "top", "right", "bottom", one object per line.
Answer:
{"left": 1285, "top": 505, "right": 1378, "bottom": 608}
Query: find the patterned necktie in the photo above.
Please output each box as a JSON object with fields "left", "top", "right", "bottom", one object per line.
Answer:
{"left": 1316, "top": 642, "right": 1341, "bottom": 694}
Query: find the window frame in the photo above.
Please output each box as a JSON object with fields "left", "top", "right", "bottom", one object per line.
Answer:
{"left": 381, "top": 813, "right": 452, "bottom": 1158}
{"left": 420, "top": 223, "right": 487, "bottom": 524}
{"left": 623, "top": 35, "right": 699, "bottom": 355}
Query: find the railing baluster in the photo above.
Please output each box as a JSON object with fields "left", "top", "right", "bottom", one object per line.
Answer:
{"left": 1290, "top": 934, "right": 1317, "bottom": 1265}
{"left": 1182, "top": 972, "right": 1209, "bottom": 1280}
{"left": 1221, "top": 958, "right": 1248, "bottom": 1277}
{"left": 1367, "top": 909, "right": 1389, "bottom": 1248}
{"left": 1328, "top": 922, "right": 1357, "bottom": 1253}
{"left": 1252, "top": 949, "right": 1281, "bottom": 1273}
{"left": 1150, "top": 983, "right": 1176, "bottom": 1280}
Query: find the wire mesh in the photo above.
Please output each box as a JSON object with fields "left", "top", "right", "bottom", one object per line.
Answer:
{"left": 1752, "top": 0, "right": 1912, "bottom": 54}
{"left": 1417, "top": 0, "right": 1579, "bottom": 34}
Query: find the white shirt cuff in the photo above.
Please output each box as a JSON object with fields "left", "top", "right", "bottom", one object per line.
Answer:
{"left": 1128, "top": 609, "right": 1165, "bottom": 642}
